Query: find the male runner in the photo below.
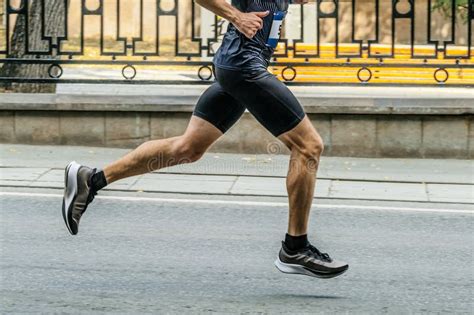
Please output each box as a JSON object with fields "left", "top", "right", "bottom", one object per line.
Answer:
{"left": 62, "top": 0, "right": 348, "bottom": 279}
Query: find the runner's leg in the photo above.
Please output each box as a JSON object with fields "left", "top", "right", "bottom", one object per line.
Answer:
{"left": 103, "top": 116, "right": 222, "bottom": 184}
{"left": 214, "top": 67, "right": 347, "bottom": 277}
{"left": 104, "top": 83, "right": 245, "bottom": 184}
{"left": 277, "top": 117, "right": 323, "bottom": 236}
{"left": 62, "top": 82, "right": 245, "bottom": 235}
{"left": 215, "top": 67, "right": 319, "bottom": 236}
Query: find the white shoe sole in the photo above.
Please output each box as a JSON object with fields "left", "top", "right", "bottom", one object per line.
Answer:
{"left": 62, "top": 161, "right": 80, "bottom": 235}
{"left": 274, "top": 256, "right": 348, "bottom": 279}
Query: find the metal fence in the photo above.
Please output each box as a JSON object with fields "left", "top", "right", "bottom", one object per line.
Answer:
{"left": 0, "top": 0, "right": 473, "bottom": 86}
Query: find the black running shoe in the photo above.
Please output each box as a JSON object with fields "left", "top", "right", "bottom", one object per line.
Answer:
{"left": 62, "top": 161, "right": 97, "bottom": 235}
{"left": 275, "top": 242, "right": 348, "bottom": 278}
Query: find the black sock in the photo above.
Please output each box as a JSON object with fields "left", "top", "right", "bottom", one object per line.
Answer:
{"left": 284, "top": 233, "right": 309, "bottom": 251}
{"left": 90, "top": 170, "right": 107, "bottom": 192}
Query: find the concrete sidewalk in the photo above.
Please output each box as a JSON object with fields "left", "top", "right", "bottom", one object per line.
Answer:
{"left": 0, "top": 144, "right": 473, "bottom": 204}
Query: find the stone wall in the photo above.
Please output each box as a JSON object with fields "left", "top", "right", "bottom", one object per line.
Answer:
{"left": 1, "top": 109, "right": 471, "bottom": 159}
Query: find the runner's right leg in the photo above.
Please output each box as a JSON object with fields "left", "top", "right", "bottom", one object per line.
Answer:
{"left": 62, "top": 82, "right": 245, "bottom": 235}
{"left": 103, "top": 116, "right": 222, "bottom": 184}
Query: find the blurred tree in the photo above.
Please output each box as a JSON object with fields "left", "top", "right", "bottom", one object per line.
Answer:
{"left": 0, "top": 0, "right": 65, "bottom": 93}
{"left": 432, "top": 0, "right": 469, "bottom": 23}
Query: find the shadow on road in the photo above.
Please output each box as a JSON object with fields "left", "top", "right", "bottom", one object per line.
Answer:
{"left": 261, "top": 293, "right": 344, "bottom": 300}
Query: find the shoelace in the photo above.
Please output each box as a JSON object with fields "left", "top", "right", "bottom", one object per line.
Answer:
{"left": 308, "top": 244, "right": 332, "bottom": 262}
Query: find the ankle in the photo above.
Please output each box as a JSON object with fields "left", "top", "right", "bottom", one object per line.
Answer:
{"left": 284, "top": 233, "right": 309, "bottom": 251}
{"left": 90, "top": 169, "right": 108, "bottom": 192}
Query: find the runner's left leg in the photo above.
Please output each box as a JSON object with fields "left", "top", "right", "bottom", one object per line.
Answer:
{"left": 277, "top": 116, "right": 323, "bottom": 236}
{"left": 214, "top": 67, "right": 348, "bottom": 277}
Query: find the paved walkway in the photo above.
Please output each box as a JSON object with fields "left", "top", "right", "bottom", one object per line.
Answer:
{"left": 55, "top": 78, "right": 474, "bottom": 98}
{"left": 0, "top": 144, "right": 473, "bottom": 204}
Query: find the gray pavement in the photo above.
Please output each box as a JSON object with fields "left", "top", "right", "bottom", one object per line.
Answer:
{"left": 1, "top": 193, "right": 473, "bottom": 313}
{"left": 1, "top": 144, "right": 473, "bottom": 204}
{"left": 54, "top": 69, "right": 474, "bottom": 99}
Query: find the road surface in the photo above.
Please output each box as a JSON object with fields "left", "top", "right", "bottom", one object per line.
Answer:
{"left": 1, "top": 192, "right": 472, "bottom": 313}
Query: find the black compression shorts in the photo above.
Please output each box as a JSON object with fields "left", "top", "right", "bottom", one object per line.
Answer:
{"left": 193, "top": 67, "right": 306, "bottom": 137}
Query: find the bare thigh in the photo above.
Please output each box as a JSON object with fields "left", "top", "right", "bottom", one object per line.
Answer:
{"left": 278, "top": 116, "right": 321, "bottom": 152}
{"left": 181, "top": 115, "right": 224, "bottom": 152}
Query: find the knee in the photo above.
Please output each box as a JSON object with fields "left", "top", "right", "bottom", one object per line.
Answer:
{"left": 294, "top": 134, "right": 324, "bottom": 161}
{"left": 174, "top": 137, "right": 206, "bottom": 163}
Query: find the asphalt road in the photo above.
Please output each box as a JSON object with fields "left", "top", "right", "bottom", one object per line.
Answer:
{"left": 1, "top": 193, "right": 473, "bottom": 314}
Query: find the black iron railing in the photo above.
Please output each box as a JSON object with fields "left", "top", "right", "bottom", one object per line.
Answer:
{"left": 0, "top": 0, "right": 473, "bottom": 86}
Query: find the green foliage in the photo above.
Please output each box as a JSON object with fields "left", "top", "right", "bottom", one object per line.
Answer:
{"left": 431, "top": 0, "right": 469, "bottom": 22}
